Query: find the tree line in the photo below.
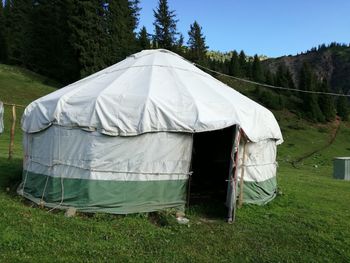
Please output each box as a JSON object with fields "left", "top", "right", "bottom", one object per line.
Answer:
{"left": 0, "top": 0, "right": 348, "bottom": 121}
{"left": 0, "top": 0, "right": 141, "bottom": 83}
{"left": 0, "top": 0, "right": 208, "bottom": 84}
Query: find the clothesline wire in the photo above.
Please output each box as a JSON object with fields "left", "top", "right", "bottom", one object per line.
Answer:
{"left": 194, "top": 63, "right": 350, "bottom": 97}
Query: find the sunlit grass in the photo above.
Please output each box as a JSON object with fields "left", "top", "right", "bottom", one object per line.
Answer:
{"left": 0, "top": 64, "right": 349, "bottom": 262}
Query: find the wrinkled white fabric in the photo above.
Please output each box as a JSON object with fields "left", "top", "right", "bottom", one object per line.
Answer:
{"left": 24, "top": 126, "right": 192, "bottom": 181}
{"left": 237, "top": 139, "right": 277, "bottom": 182}
{"left": 22, "top": 49, "right": 283, "bottom": 144}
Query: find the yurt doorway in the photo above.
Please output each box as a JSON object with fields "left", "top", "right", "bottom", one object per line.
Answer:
{"left": 189, "top": 125, "right": 236, "bottom": 215}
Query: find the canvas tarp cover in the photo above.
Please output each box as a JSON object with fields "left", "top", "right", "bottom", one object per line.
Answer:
{"left": 21, "top": 49, "right": 283, "bottom": 144}
{"left": 19, "top": 126, "right": 192, "bottom": 213}
{"left": 236, "top": 139, "right": 277, "bottom": 205}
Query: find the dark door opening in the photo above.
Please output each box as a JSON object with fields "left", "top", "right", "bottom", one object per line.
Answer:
{"left": 189, "top": 126, "right": 235, "bottom": 215}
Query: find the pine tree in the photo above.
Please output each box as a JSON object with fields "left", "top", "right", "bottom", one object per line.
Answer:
{"left": 222, "top": 59, "right": 230, "bottom": 75}
{"left": 228, "top": 51, "right": 240, "bottom": 76}
{"left": 153, "top": 0, "right": 178, "bottom": 50}
{"left": 0, "top": 0, "right": 141, "bottom": 82}
{"left": 318, "top": 79, "right": 336, "bottom": 121}
{"left": 4, "top": 0, "right": 33, "bottom": 65}
{"left": 275, "top": 65, "right": 288, "bottom": 88}
{"left": 187, "top": 21, "right": 208, "bottom": 64}
{"left": 238, "top": 50, "right": 246, "bottom": 77}
{"left": 264, "top": 69, "right": 274, "bottom": 85}
{"left": 245, "top": 58, "right": 253, "bottom": 79}
{"left": 151, "top": 38, "right": 158, "bottom": 49}
{"left": 67, "top": 0, "right": 109, "bottom": 78}
{"left": 107, "top": 0, "right": 140, "bottom": 64}
{"left": 337, "top": 94, "right": 349, "bottom": 121}
{"left": 273, "top": 66, "right": 295, "bottom": 98}
{"left": 0, "top": 2, "right": 7, "bottom": 62}
{"left": 251, "top": 54, "right": 264, "bottom": 82}
{"left": 285, "top": 68, "right": 296, "bottom": 90}
{"left": 138, "top": 26, "right": 151, "bottom": 50}
{"left": 299, "top": 62, "right": 325, "bottom": 122}
{"left": 175, "top": 33, "right": 186, "bottom": 56}
{"left": 27, "top": 0, "right": 79, "bottom": 82}
{"left": 67, "top": 0, "right": 140, "bottom": 77}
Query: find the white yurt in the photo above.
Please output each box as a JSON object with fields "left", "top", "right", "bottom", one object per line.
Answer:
{"left": 18, "top": 49, "right": 283, "bottom": 217}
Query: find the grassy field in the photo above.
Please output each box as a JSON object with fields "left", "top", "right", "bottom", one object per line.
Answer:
{"left": 0, "top": 64, "right": 349, "bottom": 262}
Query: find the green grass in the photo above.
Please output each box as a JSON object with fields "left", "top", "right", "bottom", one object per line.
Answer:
{"left": 0, "top": 64, "right": 349, "bottom": 262}
{"left": 0, "top": 64, "right": 58, "bottom": 159}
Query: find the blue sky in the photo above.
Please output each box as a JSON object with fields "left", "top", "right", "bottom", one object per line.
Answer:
{"left": 138, "top": 0, "right": 350, "bottom": 58}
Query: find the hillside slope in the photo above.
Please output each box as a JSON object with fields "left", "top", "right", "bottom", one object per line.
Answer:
{"left": 0, "top": 64, "right": 58, "bottom": 106}
{"left": 263, "top": 45, "right": 350, "bottom": 94}
{"left": 0, "top": 64, "right": 57, "bottom": 159}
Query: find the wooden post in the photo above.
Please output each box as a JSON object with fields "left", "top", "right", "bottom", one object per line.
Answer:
{"left": 238, "top": 140, "right": 247, "bottom": 208}
{"left": 8, "top": 105, "right": 16, "bottom": 160}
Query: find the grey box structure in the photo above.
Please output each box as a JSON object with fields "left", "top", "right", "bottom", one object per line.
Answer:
{"left": 333, "top": 157, "right": 350, "bottom": 180}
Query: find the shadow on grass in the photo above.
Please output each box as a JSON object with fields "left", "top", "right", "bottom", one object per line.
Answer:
{"left": 187, "top": 189, "right": 228, "bottom": 219}
{"left": 0, "top": 157, "right": 23, "bottom": 193}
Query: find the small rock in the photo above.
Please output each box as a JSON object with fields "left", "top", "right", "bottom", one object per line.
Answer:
{"left": 5, "top": 187, "right": 10, "bottom": 192}
{"left": 176, "top": 211, "right": 185, "bottom": 218}
{"left": 65, "top": 207, "right": 77, "bottom": 217}
{"left": 39, "top": 200, "right": 45, "bottom": 208}
{"left": 176, "top": 217, "right": 189, "bottom": 224}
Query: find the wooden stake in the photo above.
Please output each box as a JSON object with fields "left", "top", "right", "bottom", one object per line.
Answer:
{"left": 8, "top": 105, "right": 16, "bottom": 160}
{"left": 238, "top": 139, "right": 247, "bottom": 208}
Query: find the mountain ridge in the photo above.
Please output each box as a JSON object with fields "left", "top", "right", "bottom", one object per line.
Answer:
{"left": 262, "top": 44, "right": 350, "bottom": 94}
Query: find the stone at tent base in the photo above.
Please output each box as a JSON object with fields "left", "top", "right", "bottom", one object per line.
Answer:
{"left": 175, "top": 211, "right": 186, "bottom": 218}
{"left": 176, "top": 216, "right": 189, "bottom": 224}
{"left": 65, "top": 207, "right": 77, "bottom": 217}
{"left": 39, "top": 200, "right": 45, "bottom": 209}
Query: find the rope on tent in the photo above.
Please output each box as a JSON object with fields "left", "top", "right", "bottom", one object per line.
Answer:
{"left": 48, "top": 127, "right": 65, "bottom": 212}
{"left": 194, "top": 63, "right": 350, "bottom": 97}
{"left": 48, "top": 177, "right": 64, "bottom": 213}
{"left": 40, "top": 175, "right": 49, "bottom": 207}
{"left": 29, "top": 158, "right": 191, "bottom": 176}
{"left": 186, "top": 133, "right": 195, "bottom": 209}
{"left": 21, "top": 169, "right": 29, "bottom": 197}
{"left": 241, "top": 162, "right": 277, "bottom": 167}
{"left": 238, "top": 137, "right": 248, "bottom": 208}
{"left": 20, "top": 135, "right": 31, "bottom": 197}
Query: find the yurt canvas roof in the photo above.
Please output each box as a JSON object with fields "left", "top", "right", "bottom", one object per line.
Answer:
{"left": 21, "top": 49, "right": 283, "bottom": 144}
